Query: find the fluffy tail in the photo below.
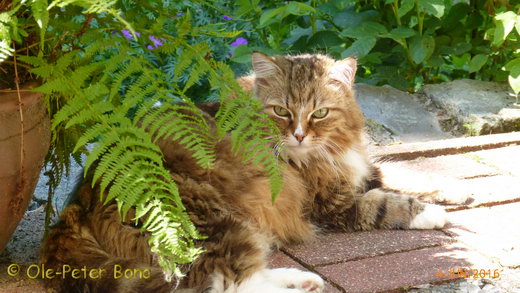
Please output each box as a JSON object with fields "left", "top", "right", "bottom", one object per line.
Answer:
{"left": 40, "top": 184, "right": 173, "bottom": 293}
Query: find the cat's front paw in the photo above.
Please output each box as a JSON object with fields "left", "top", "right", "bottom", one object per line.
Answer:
{"left": 410, "top": 204, "right": 447, "bottom": 229}
{"left": 266, "top": 268, "right": 324, "bottom": 292}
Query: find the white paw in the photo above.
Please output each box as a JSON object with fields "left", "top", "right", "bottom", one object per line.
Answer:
{"left": 265, "top": 268, "right": 324, "bottom": 292}
{"left": 410, "top": 204, "right": 447, "bottom": 229}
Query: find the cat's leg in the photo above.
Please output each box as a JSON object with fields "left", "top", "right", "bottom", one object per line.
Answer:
{"left": 313, "top": 188, "right": 446, "bottom": 231}
{"left": 188, "top": 217, "right": 323, "bottom": 293}
{"left": 355, "top": 188, "right": 447, "bottom": 230}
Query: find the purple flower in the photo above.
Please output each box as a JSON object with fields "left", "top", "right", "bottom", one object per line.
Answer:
{"left": 149, "top": 35, "right": 164, "bottom": 48}
{"left": 177, "top": 12, "right": 185, "bottom": 16}
{"left": 121, "top": 29, "right": 140, "bottom": 39}
{"left": 231, "top": 37, "right": 248, "bottom": 47}
{"left": 222, "top": 15, "right": 233, "bottom": 20}
{"left": 147, "top": 45, "right": 154, "bottom": 50}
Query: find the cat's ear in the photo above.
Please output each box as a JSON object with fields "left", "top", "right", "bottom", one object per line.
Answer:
{"left": 252, "top": 52, "right": 281, "bottom": 78}
{"left": 329, "top": 57, "right": 357, "bottom": 88}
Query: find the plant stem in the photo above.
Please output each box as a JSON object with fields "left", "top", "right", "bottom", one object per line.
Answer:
{"left": 12, "top": 44, "right": 26, "bottom": 216}
{"left": 310, "top": 0, "right": 317, "bottom": 35}
{"left": 392, "top": 1, "right": 402, "bottom": 26}
{"left": 416, "top": 5, "right": 424, "bottom": 36}
{"left": 15, "top": 37, "right": 56, "bottom": 53}
{"left": 391, "top": 1, "right": 416, "bottom": 67}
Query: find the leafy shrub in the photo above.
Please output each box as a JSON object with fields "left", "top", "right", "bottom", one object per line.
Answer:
{"left": 227, "top": 0, "right": 519, "bottom": 93}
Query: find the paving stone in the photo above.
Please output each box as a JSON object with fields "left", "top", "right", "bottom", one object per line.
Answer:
{"left": 370, "top": 132, "right": 520, "bottom": 161}
{"left": 284, "top": 230, "right": 452, "bottom": 267}
{"left": 356, "top": 84, "right": 451, "bottom": 143}
{"left": 316, "top": 243, "right": 498, "bottom": 293}
{"left": 378, "top": 154, "right": 497, "bottom": 179}
{"left": 376, "top": 154, "right": 497, "bottom": 205}
{"left": 445, "top": 203, "right": 520, "bottom": 268}
{"left": 456, "top": 175, "right": 520, "bottom": 207}
{"left": 268, "top": 251, "right": 342, "bottom": 293}
{"left": 378, "top": 170, "right": 520, "bottom": 208}
{"left": 422, "top": 79, "right": 520, "bottom": 135}
{"left": 470, "top": 145, "right": 520, "bottom": 177}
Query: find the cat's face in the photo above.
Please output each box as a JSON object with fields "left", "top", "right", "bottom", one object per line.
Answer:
{"left": 251, "top": 53, "right": 364, "bottom": 163}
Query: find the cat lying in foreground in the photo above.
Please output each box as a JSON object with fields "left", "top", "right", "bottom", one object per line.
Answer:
{"left": 41, "top": 53, "right": 447, "bottom": 293}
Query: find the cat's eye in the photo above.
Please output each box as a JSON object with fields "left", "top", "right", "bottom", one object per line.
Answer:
{"left": 273, "top": 106, "right": 290, "bottom": 117}
{"left": 312, "top": 108, "right": 329, "bottom": 119}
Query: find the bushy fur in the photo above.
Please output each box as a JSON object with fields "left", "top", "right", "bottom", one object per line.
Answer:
{"left": 40, "top": 53, "right": 446, "bottom": 293}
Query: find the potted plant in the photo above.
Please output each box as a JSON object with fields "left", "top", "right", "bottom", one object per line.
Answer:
{"left": 0, "top": 0, "right": 51, "bottom": 251}
{"left": 1, "top": 0, "right": 281, "bottom": 278}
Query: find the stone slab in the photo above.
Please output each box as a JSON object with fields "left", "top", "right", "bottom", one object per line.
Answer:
{"left": 470, "top": 145, "right": 520, "bottom": 177}
{"left": 284, "top": 230, "right": 452, "bottom": 267}
{"left": 445, "top": 202, "right": 520, "bottom": 268}
{"left": 377, "top": 154, "right": 497, "bottom": 180}
{"left": 422, "top": 79, "right": 520, "bottom": 135}
{"left": 377, "top": 155, "right": 520, "bottom": 206}
{"left": 455, "top": 175, "right": 520, "bottom": 207}
{"left": 370, "top": 132, "right": 520, "bottom": 161}
{"left": 316, "top": 243, "right": 499, "bottom": 293}
{"left": 376, "top": 154, "right": 497, "bottom": 205}
{"left": 268, "top": 251, "right": 342, "bottom": 293}
{"left": 356, "top": 84, "right": 451, "bottom": 143}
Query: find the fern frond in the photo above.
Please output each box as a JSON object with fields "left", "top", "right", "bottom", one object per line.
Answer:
{"left": 31, "top": 0, "right": 49, "bottom": 51}
{"left": 216, "top": 92, "right": 284, "bottom": 200}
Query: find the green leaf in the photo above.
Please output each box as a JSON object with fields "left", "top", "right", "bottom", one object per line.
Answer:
{"left": 258, "top": 7, "right": 283, "bottom": 28}
{"left": 409, "top": 35, "right": 435, "bottom": 64}
{"left": 307, "top": 30, "right": 343, "bottom": 48}
{"left": 505, "top": 58, "right": 520, "bottom": 76}
{"left": 398, "top": 0, "right": 415, "bottom": 18}
{"left": 451, "top": 53, "right": 470, "bottom": 69}
{"left": 417, "top": 0, "right": 445, "bottom": 18}
{"left": 258, "top": 2, "right": 315, "bottom": 28}
{"left": 493, "top": 11, "right": 517, "bottom": 46}
{"left": 438, "top": 42, "right": 471, "bottom": 55}
{"left": 442, "top": 3, "right": 470, "bottom": 29}
{"left": 333, "top": 10, "right": 379, "bottom": 29}
{"left": 230, "top": 45, "right": 252, "bottom": 64}
{"left": 285, "top": 1, "right": 315, "bottom": 16}
{"left": 382, "top": 27, "right": 416, "bottom": 39}
{"left": 235, "top": 0, "right": 260, "bottom": 16}
{"left": 341, "top": 37, "right": 376, "bottom": 59}
{"left": 468, "top": 54, "right": 488, "bottom": 73}
{"left": 341, "top": 21, "right": 387, "bottom": 38}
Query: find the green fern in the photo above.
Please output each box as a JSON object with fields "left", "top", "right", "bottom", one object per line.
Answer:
{"left": 23, "top": 0, "right": 285, "bottom": 280}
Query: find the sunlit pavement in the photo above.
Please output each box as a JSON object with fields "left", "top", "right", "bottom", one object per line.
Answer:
{"left": 270, "top": 132, "right": 520, "bottom": 292}
{"left": 1, "top": 132, "right": 520, "bottom": 292}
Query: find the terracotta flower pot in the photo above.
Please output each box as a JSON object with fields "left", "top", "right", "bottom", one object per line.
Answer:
{"left": 0, "top": 84, "right": 50, "bottom": 252}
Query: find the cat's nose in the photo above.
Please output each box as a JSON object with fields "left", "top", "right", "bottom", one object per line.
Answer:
{"left": 294, "top": 134, "right": 306, "bottom": 143}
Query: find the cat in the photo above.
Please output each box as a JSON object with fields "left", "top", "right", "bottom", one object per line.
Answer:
{"left": 40, "top": 52, "right": 447, "bottom": 293}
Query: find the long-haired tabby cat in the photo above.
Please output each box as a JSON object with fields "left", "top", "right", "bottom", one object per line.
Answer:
{"left": 40, "top": 53, "right": 447, "bottom": 293}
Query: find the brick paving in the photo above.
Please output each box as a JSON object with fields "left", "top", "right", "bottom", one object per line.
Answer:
{"left": 270, "top": 132, "right": 520, "bottom": 292}
{"left": 1, "top": 132, "right": 520, "bottom": 292}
